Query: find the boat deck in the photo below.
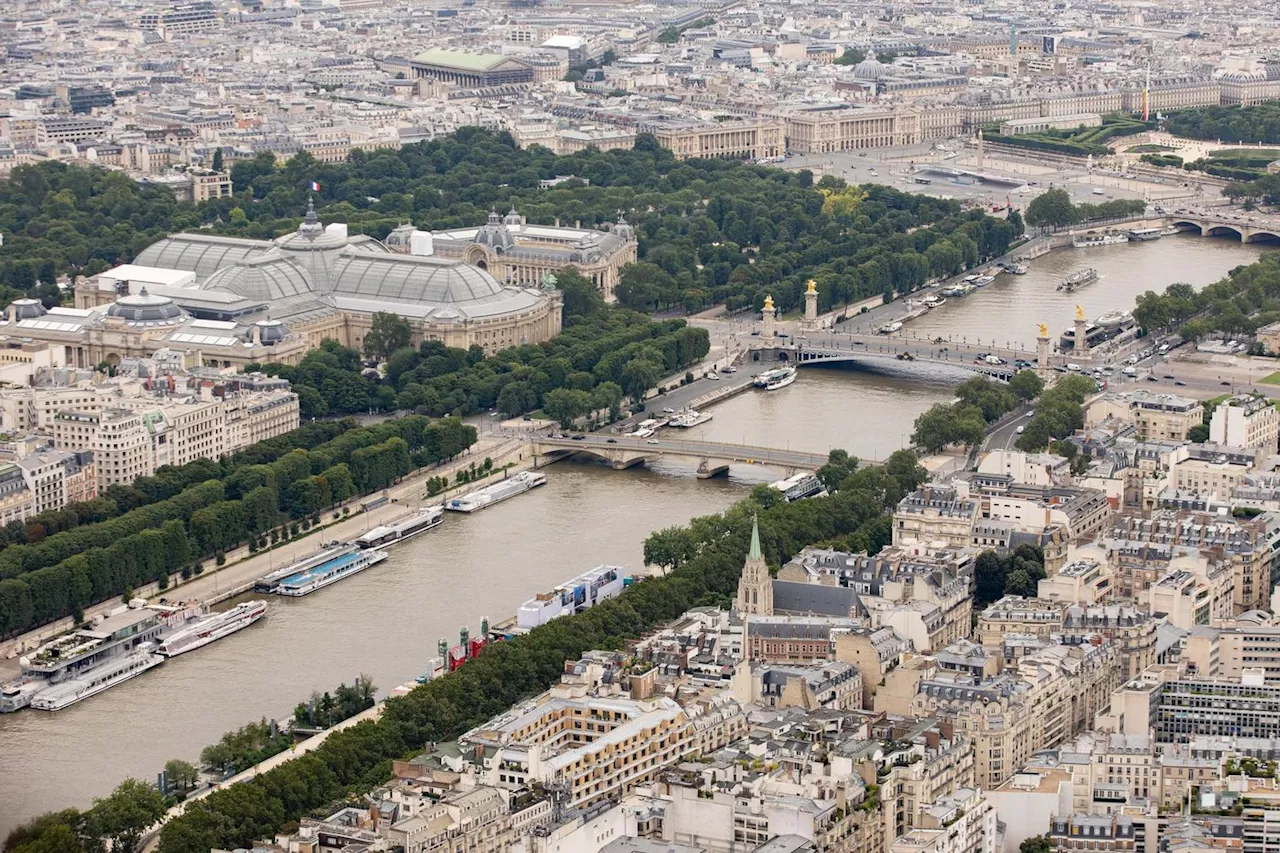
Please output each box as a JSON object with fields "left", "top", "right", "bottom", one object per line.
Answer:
{"left": 278, "top": 551, "right": 364, "bottom": 589}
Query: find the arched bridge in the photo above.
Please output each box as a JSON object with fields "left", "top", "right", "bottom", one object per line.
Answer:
{"left": 1168, "top": 214, "right": 1280, "bottom": 244}
{"left": 530, "top": 435, "right": 830, "bottom": 478}
{"left": 751, "top": 335, "right": 1041, "bottom": 381}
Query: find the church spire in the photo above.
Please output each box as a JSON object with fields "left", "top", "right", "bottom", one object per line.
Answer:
{"left": 736, "top": 515, "right": 773, "bottom": 617}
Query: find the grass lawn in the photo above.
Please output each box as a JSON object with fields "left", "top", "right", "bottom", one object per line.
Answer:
{"left": 1260, "top": 371, "right": 1280, "bottom": 385}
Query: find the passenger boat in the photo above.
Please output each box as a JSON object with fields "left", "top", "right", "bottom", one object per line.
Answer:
{"left": 763, "top": 366, "right": 797, "bottom": 391}
{"left": 1057, "top": 268, "right": 1099, "bottom": 292}
{"left": 275, "top": 547, "right": 389, "bottom": 596}
{"left": 1072, "top": 231, "right": 1129, "bottom": 248}
{"left": 445, "top": 471, "right": 546, "bottom": 513}
{"left": 29, "top": 646, "right": 165, "bottom": 711}
{"left": 878, "top": 321, "right": 904, "bottom": 334}
{"left": 669, "top": 410, "right": 713, "bottom": 428}
{"left": 356, "top": 506, "right": 445, "bottom": 550}
{"left": 1128, "top": 227, "right": 1163, "bottom": 241}
{"left": 156, "top": 600, "right": 268, "bottom": 658}
{"left": 768, "top": 472, "right": 827, "bottom": 501}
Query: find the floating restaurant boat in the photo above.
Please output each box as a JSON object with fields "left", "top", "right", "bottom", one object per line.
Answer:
{"left": 156, "top": 600, "right": 268, "bottom": 658}
{"left": 1057, "top": 268, "right": 1099, "bottom": 292}
{"left": 768, "top": 472, "right": 827, "bottom": 501}
{"left": 445, "top": 471, "right": 546, "bottom": 513}
{"left": 356, "top": 506, "right": 445, "bottom": 550}
{"left": 273, "top": 546, "right": 389, "bottom": 597}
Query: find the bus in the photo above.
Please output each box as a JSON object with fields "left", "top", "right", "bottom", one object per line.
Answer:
{"left": 913, "top": 176, "right": 932, "bottom": 185}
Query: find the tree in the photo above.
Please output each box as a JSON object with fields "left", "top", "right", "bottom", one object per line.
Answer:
{"left": 1189, "top": 423, "right": 1210, "bottom": 442}
{"left": 496, "top": 381, "right": 537, "bottom": 418}
{"left": 1021, "top": 836, "right": 1052, "bottom": 853}
{"left": 211, "top": 148, "right": 224, "bottom": 173}
{"left": 1024, "top": 188, "right": 1075, "bottom": 229}
{"left": 1007, "top": 370, "right": 1044, "bottom": 402}
{"left": 974, "top": 550, "right": 1006, "bottom": 606}
{"left": 592, "top": 381, "right": 624, "bottom": 421}
{"left": 543, "top": 388, "right": 593, "bottom": 428}
{"left": 832, "top": 47, "right": 867, "bottom": 65}
{"left": 362, "top": 312, "right": 411, "bottom": 362}
{"left": 620, "top": 358, "right": 661, "bottom": 402}
{"left": 164, "top": 758, "right": 200, "bottom": 792}
{"left": 85, "top": 778, "right": 166, "bottom": 853}
{"left": 554, "top": 267, "right": 605, "bottom": 321}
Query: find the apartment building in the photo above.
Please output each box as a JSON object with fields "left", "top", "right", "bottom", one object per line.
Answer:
{"left": 1147, "top": 563, "right": 1234, "bottom": 630}
{"left": 1170, "top": 445, "right": 1261, "bottom": 496}
{"left": 912, "top": 641, "right": 1122, "bottom": 788}
{"left": 1108, "top": 509, "right": 1280, "bottom": 612}
{"left": 892, "top": 788, "right": 998, "bottom": 853}
{"left": 1184, "top": 624, "right": 1280, "bottom": 684}
{"left": 881, "top": 726, "right": 977, "bottom": 843}
{"left": 0, "top": 449, "right": 95, "bottom": 525}
{"left": 1087, "top": 393, "right": 1205, "bottom": 443}
{"left": 1038, "top": 557, "right": 1112, "bottom": 605}
{"left": 1211, "top": 396, "right": 1280, "bottom": 452}
{"left": 893, "top": 485, "right": 982, "bottom": 548}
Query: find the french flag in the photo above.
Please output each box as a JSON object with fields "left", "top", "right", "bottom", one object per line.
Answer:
{"left": 309, "top": 181, "right": 320, "bottom": 192}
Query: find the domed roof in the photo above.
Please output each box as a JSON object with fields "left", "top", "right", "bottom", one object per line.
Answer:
{"left": 200, "top": 256, "right": 314, "bottom": 303}
{"left": 107, "top": 287, "right": 186, "bottom": 324}
{"left": 8, "top": 298, "right": 47, "bottom": 320}
{"left": 854, "top": 56, "right": 886, "bottom": 80}
{"left": 275, "top": 197, "right": 350, "bottom": 252}
{"left": 473, "top": 210, "right": 515, "bottom": 251}
{"left": 330, "top": 253, "right": 507, "bottom": 304}
{"left": 502, "top": 207, "right": 523, "bottom": 227}
{"left": 613, "top": 212, "right": 634, "bottom": 242}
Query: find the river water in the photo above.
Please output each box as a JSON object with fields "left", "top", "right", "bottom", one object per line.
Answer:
{"left": 0, "top": 234, "right": 1266, "bottom": 833}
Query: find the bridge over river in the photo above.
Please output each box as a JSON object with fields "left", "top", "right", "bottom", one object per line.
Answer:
{"left": 530, "top": 434, "right": 831, "bottom": 478}
{"left": 750, "top": 333, "right": 1044, "bottom": 381}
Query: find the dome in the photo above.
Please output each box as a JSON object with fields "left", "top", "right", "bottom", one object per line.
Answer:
{"left": 8, "top": 299, "right": 47, "bottom": 320}
{"left": 107, "top": 287, "right": 185, "bottom": 324}
{"left": 254, "top": 319, "right": 289, "bottom": 345}
{"left": 853, "top": 56, "right": 886, "bottom": 80}
{"left": 473, "top": 210, "right": 515, "bottom": 251}
{"left": 502, "top": 206, "right": 523, "bottom": 227}
{"left": 613, "top": 213, "right": 634, "bottom": 242}
{"left": 275, "top": 197, "right": 350, "bottom": 252}
{"left": 200, "top": 256, "right": 314, "bottom": 303}
{"left": 330, "top": 253, "right": 506, "bottom": 304}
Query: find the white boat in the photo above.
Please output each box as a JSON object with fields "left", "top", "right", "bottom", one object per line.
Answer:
{"left": 972, "top": 275, "right": 995, "bottom": 287}
{"left": 276, "top": 548, "right": 389, "bottom": 596}
{"left": 764, "top": 366, "right": 797, "bottom": 391}
{"left": 29, "top": 647, "right": 165, "bottom": 711}
{"left": 445, "top": 471, "right": 546, "bottom": 513}
{"left": 156, "top": 600, "right": 268, "bottom": 658}
{"left": 878, "top": 321, "right": 904, "bottom": 334}
{"left": 1058, "top": 268, "right": 1098, "bottom": 292}
{"left": 1128, "top": 227, "right": 1163, "bottom": 241}
{"left": 1072, "top": 231, "right": 1129, "bottom": 248}
{"left": 356, "top": 506, "right": 445, "bottom": 550}
{"left": 669, "top": 410, "right": 713, "bottom": 428}
{"left": 768, "top": 472, "right": 827, "bottom": 501}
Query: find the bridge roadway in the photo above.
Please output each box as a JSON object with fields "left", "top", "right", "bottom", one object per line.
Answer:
{"left": 530, "top": 434, "right": 831, "bottom": 478}
{"left": 1166, "top": 212, "right": 1280, "bottom": 243}
{"left": 782, "top": 332, "right": 1040, "bottom": 380}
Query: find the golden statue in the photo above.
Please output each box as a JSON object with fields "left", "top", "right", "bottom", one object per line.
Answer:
{"left": 805, "top": 279, "right": 817, "bottom": 294}
{"left": 1076, "top": 304, "right": 1085, "bottom": 321}
{"left": 763, "top": 294, "right": 775, "bottom": 310}
{"left": 1038, "top": 323, "right": 1048, "bottom": 338}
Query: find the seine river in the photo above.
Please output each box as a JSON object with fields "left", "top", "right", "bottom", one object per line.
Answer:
{"left": 0, "top": 234, "right": 1265, "bottom": 833}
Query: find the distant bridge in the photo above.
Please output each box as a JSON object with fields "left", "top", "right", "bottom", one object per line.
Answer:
{"left": 750, "top": 334, "right": 1042, "bottom": 381}
{"left": 530, "top": 435, "right": 830, "bottom": 478}
{"left": 1167, "top": 214, "right": 1280, "bottom": 244}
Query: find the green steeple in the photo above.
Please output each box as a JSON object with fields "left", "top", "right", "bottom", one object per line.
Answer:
{"left": 748, "top": 515, "right": 762, "bottom": 560}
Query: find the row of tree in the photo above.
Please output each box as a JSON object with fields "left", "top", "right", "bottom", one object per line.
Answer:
{"left": 0, "top": 416, "right": 477, "bottom": 638}
{"left": 975, "top": 545, "right": 1048, "bottom": 606}
{"left": 911, "top": 373, "right": 1043, "bottom": 453}
{"left": 292, "top": 674, "right": 376, "bottom": 730}
{"left": 1132, "top": 253, "right": 1280, "bottom": 342}
{"left": 253, "top": 310, "right": 708, "bottom": 420}
{"left": 1164, "top": 102, "right": 1280, "bottom": 145}
{"left": 1023, "top": 188, "right": 1147, "bottom": 229}
{"left": 54, "top": 449, "right": 921, "bottom": 853}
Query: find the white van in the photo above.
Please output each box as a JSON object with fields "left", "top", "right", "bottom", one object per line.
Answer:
{"left": 1066, "top": 363, "right": 1082, "bottom": 372}
{"left": 1123, "top": 366, "right": 1137, "bottom": 377}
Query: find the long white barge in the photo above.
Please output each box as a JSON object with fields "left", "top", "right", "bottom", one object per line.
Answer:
{"left": 445, "top": 471, "right": 546, "bottom": 513}
{"left": 356, "top": 505, "right": 444, "bottom": 550}
{"left": 29, "top": 647, "right": 165, "bottom": 711}
{"left": 156, "top": 600, "right": 268, "bottom": 658}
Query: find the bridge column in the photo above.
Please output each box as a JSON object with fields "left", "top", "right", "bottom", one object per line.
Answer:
{"left": 761, "top": 294, "right": 777, "bottom": 347}
{"left": 800, "top": 279, "right": 819, "bottom": 333}
{"left": 1073, "top": 308, "right": 1089, "bottom": 358}
{"left": 1037, "top": 324, "right": 1051, "bottom": 374}
{"left": 696, "top": 458, "right": 729, "bottom": 479}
